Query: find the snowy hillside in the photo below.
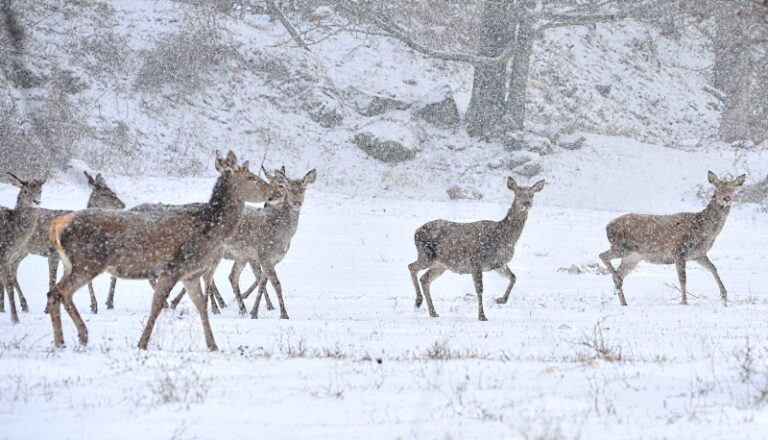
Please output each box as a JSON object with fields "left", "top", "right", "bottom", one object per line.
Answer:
{"left": 10, "top": 0, "right": 752, "bottom": 203}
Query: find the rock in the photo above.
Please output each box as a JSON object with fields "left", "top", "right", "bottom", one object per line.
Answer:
{"left": 354, "top": 93, "right": 409, "bottom": 117}
{"left": 595, "top": 84, "right": 612, "bottom": 97}
{"left": 447, "top": 186, "right": 483, "bottom": 200}
{"left": 515, "top": 162, "right": 542, "bottom": 178}
{"left": 487, "top": 156, "right": 531, "bottom": 171}
{"left": 412, "top": 85, "right": 460, "bottom": 127}
{"left": 353, "top": 121, "right": 417, "bottom": 163}
{"left": 307, "top": 89, "right": 344, "bottom": 128}
{"left": 558, "top": 134, "right": 586, "bottom": 150}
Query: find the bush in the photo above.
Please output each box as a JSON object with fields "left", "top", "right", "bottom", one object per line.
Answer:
{"left": 133, "top": 10, "right": 235, "bottom": 95}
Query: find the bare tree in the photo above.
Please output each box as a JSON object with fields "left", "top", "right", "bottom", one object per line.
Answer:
{"left": 340, "top": 0, "right": 650, "bottom": 139}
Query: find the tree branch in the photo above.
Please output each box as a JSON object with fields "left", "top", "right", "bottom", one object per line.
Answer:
{"left": 264, "top": 0, "right": 311, "bottom": 51}
{"left": 337, "top": 0, "right": 513, "bottom": 66}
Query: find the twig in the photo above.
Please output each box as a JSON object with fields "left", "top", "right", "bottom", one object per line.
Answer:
{"left": 264, "top": 0, "right": 311, "bottom": 51}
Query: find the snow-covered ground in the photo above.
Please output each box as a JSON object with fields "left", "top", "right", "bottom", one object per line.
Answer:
{"left": 1, "top": 139, "right": 768, "bottom": 439}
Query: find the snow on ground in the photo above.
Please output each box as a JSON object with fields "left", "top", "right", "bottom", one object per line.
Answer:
{"left": 1, "top": 140, "right": 768, "bottom": 439}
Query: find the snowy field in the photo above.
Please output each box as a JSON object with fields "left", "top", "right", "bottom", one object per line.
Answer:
{"left": 2, "top": 145, "right": 768, "bottom": 439}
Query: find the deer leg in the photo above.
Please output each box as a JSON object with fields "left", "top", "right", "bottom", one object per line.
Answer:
{"left": 9, "top": 257, "right": 28, "bottom": 313}
{"left": 205, "top": 269, "right": 226, "bottom": 310}
{"left": 695, "top": 256, "right": 727, "bottom": 306}
{"left": 137, "top": 274, "right": 178, "bottom": 350}
{"left": 0, "top": 266, "right": 19, "bottom": 324}
{"left": 182, "top": 277, "right": 218, "bottom": 351}
{"left": 169, "top": 288, "right": 186, "bottom": 309}
{"left": 228, "top": 259, "right": 248, "bottom": 315}
{"left": 246, "top": 260, "right": 273, "bottom": 310}
{"left": 147, "top": 278, "right": 171, "bottom": 309}
{"left": 207, "top": 283, "right": 220, "bottom": 314}
{"left": 675, "top": 258, "right": 688, "bottom": 305}
{"left": 471, "top": 270, "right": 488, "bottom": 321}
{"left": 51, "top": 269, "right": 99, "bottom": 346}
{"left": 408, "top": 260, "right": 429, "bottom": 308}
{"left": 0, "top": 277, "right": 4, "bottom": 313}
{"left": 419, "top": 266, "right": 444, "bottom": 318}
{"left": 263, "top": 265, "right": 289, "bottom": 319}
{"left": 494, "top": 265, "right": 517, "bottom": 305}
{"left": 43, "top": 254, "right": 60, "bottom": 313}
{"left": 600, "top": 249, "right": 628, "bottom": 306}
{"left": 105, "top": 277, "right": 117, "bottom": 309}
{"left": 87, "top": 281, "right": 98, "bottom": 314}
{"left": 249, "top": 275, "right": 269, "bottom": 319}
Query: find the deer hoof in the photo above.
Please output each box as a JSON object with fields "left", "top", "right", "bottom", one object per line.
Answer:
{"left": 494, "top": 297, "right": 507, "bottom": 305}
{"left": 266, "top": 303, "right": 275, "bottom": 311}
{"left": 478, "top": 315, "right": 488, "bottom": 322}
{"left": 208, "top": 343, "right": 219, "bottom": 352}
{"left": 680, "top": 300, "right": 688, "bottom": 306}
{"left": 20, "top": 300, "right": 28, "bottom": 313}
{"left": 280, "top": 314, "right": 290, "bottom": 320}
{"left": 238, "top": 307, "right": 247, "bottom": 316}
{"left": 90, "top": 306, "right": 98, "bottom": 314}
{"left": 415, "top": 297, "right": 423, "bottom": 308}
{"left": 11, "top": 316, "right": 19, "bottom": 324}
{"left": 429, "top": 312, "right": 439, "bottom": 318}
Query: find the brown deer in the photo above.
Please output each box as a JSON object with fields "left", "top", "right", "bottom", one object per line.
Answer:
{"left": 15, "top": 171, "right": 125, "bottom": 315}
{"left": 599, "top": 171, "right": 746, "bottom": 306}
{"left": 168, "top": 167, "right": 316, "bottom": 319}
{"left": 0, "top": 173, "right": 46, "bottom": 323}
{"left": 47, "top": 151, "right": 280, "bottom": 351}
{"left": 407, "top": 177, "right": 545, "bottom": 321}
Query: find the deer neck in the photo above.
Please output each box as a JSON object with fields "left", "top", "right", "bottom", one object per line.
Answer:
{"left": 200, "top": 175, "right": 245, "bottom": 239}
{"left": 12, "top": 195, "right": 39, "bottom": 234}
{"left": 266, "top": 202, "right": 301, "bottom": 235}
{"left": 698, "top": 196, "right": 731, "bottom": 234}
{"left": 496, "top": 206, "right": 529, "bottom": 245}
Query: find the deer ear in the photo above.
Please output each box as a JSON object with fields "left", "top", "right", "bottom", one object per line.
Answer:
{"left": 531, "top": 179, "right": 546, "bottom": 193}
{"left": 241, "top": 160, "right": 250, "bottom": 171}
{"left": 707, "top": 170, "right": 720, "bottom": 186}
{"left": 506, "top": 176, "right": 518, "bottom": 191}
{"left": 7, "top": 172, "right": 24, "bottom": 188}
{"left": 95, "top": 173, "right": 106, "bottom": 186}
{"left": 303, "top": 169, "right": 317, "bottom": 185}
{"left": 226, "top": 150, "right": 237, "bottom": 166}
{"left": 84, "top": 171, "right": 96, "bottom": 187}
{"left": 734, "top": 174, "right": 746, "bottom": 186}
{"left": 261, "top": 165, "right": 274, "bottom": 180}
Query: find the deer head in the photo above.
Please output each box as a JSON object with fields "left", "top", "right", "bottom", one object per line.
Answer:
{"left": 215, "top": 150, "right": 281, "bottom": 203}
{"left": 506, "top": 176, "right": 545, "bottom": 214}
{"left": 708, "top": 171, "right": 746, "bottom": 208}
{"left": 84, "top": 171, "right": 126, "bottom": 209}
{"left": 7, "top": 173, "right": 45, "bottom": 207}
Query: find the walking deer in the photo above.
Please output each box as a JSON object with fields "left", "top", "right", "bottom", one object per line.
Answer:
{"left": 0, "top": 173, "right": 46, "bottom": 323}
{"left": 17, "top": 171, "right": 125, "bottom": 315}
{"left": 599, "top": 171, "right": 746, "bottom": 306}
{"left": 47, "top": 151, "right": 280, "bottom": 350}
{"left": 169, "top": 167, "right": 316, "bottom": 319}
{"left": 408, "top": 177, "right": 545, "bottom": 321}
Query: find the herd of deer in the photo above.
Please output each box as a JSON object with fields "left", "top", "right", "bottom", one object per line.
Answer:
{"left": 0, "top": 150, "right": 748, "bottom": 351}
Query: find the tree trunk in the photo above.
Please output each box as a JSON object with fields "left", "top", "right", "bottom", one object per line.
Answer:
{"left": 464, "top": 1, "right": 517, "bottom": 138}
{"left": 505, "top": 14, "right": 533, "bottom": 132}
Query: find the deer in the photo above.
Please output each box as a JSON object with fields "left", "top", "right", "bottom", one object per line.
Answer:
{"left": 47, "top": 151, "right": 280, "bottom": 351}
{"left": 0, "top": 173, "right": 46, "bottom": 323}
{"left": 168, "top": 167, "right": 316, "bottom": 319}
{"left": 14, "top": 171, "right": 125, "bottom": 315}
{"left": 407, "top": 177, "right": 545, "bottom": 321}
{"left": 599, "top": 171, "right": 746, "bottom": 307}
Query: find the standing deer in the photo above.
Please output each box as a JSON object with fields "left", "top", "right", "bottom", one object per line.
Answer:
{"left": 169, "top": 167, "right": 316, "bottom": 319}
{"left": 408, "top": 177, "right": 545, "bottom": 321}
{"left": 47, "top": 151, "right": 280, "bottom": 350}
{"left": 599, "top": 171, "right": 746, "bottom": 306}
{"left": 0, "top": 173, "right": 46, "bottom": 323}
{"left": 15, "top": 171, "right": 125, "bottom": 315}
